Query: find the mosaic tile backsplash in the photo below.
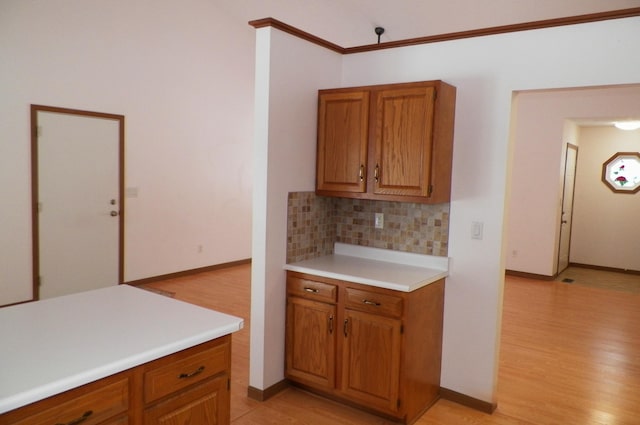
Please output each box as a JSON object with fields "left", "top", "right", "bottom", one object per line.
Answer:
{"left": 287, "top": 192, "right": 449, "bottom": 263}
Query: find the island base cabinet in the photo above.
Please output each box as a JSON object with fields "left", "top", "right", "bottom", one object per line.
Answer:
{"left": 0, "top": 336, "right": 233, "bottom": 425}
{"left": 285, "top": 271, "right": 445, "bottom": 424}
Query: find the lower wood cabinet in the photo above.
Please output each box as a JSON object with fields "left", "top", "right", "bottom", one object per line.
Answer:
{"left": 285, "top": 271, "right": 445, "bottom": 424}
{"left": 0, "top": 336, "right": 232, "bottom": 425}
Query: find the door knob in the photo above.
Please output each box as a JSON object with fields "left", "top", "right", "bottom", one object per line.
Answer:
{"left": 110, "top": 211, "right": 119, "bottom": 217}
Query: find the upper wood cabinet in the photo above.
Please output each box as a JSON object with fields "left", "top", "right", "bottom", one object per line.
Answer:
{"left": 316, "top": 80, "right": 456, "bottom": 204}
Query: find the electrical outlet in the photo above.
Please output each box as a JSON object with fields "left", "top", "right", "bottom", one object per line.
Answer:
{"left": 375, "top": 213, "right": 384, "bottom": 229}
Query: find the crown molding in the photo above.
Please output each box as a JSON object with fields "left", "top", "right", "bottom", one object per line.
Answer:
{"left": 249, "top": 7, "right": 640, "bottom": 54}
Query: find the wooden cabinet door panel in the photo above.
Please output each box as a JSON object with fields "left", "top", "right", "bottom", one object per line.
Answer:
{"left": 340, "top": 309, "right": 402, "bottom": 413}
{"left": 285, "top": 297, "right": 336, "bottom": 389}
{"left": 144, "top": 376, "right": 228, "bottom": 425}
{"left": 317, "top": 91, "right": 369, "bottom": 193}
{"left": 373, "top": 86, "right": 435, "bottom": 197}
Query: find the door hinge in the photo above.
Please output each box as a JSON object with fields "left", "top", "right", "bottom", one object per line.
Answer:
{"left": 38, "top": 276, "right": 43, "bottom": 287}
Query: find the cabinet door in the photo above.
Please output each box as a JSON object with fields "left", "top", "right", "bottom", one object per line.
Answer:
{"left": 372, "top": 86, "right": 435, "bottom": 197}
{"left": 144, "top": 376, "right": 229, "bottom": 425}
{"left": 285, "top": 296, "right": 336, "bottom": 389}
{"left": 340, "top": 309, "right": 402, "bottom": 413}
{"left": 316, "top": 91, "right": 369, "bottom": 193}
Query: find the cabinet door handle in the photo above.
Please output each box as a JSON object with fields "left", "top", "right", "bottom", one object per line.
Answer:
{"left": 55, "top": 410, "right": 93, "bottom": 425}
{"left": 359, "top": 164, "right": 365, "bottom": 181}
{"left": 374, "top": 164, "right": 380, "bottom": 182}
{"left": 328, "top": 315, "right": 334, "bottom": 334}
{"left": 178, "top": 365, "right": 205, "bottom": 379}
{"left": 303, "top": 287, "right": 319, "bottom": 293}
{"left": 343, "top": 319, "right": 349, "bottom": 337}
{"left": 363, "top": 299, "right": 381, "bottom": 306}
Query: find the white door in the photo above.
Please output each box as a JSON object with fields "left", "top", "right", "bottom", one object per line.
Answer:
{"left": 35, "top": 107, "right": 123, "bottom": 299}
{"left": 557, "top": 144, "right": 578, "bottom": 274}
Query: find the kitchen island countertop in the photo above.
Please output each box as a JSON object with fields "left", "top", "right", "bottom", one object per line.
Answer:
{"left": 284, "top": 243, "right": 449, "bottom": 292}
{"left": 0, "top": 284, "right": 243, "bottom": 415}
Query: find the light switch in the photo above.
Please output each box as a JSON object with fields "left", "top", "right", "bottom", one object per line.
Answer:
{"left": 471, "top": 221, "right": 483, "bottom": 240}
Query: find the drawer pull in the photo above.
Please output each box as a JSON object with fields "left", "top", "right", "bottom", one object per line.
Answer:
{"left": 303, "top": 287, "right": 319, "bottom": 293}
{"left": 363, "top": 299, "right": 381, "bottom": 306}
{"left": 55, "top": 410, "right": 93, "bottom": 425}
{"left": 178, "top": 365, "right": 205, "bottom": 379}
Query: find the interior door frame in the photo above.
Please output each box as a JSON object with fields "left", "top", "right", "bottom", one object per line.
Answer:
{"left": 30, "top": 104, "right": 125, "bottom": 301}
{"left": 556, "top": 142, "right": 578, "bottom": 275}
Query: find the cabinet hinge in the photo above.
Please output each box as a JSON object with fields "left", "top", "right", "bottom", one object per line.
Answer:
{"left": 433, "top": 89, "right": 437, "bottom": 100}
{"left": 428, "top": 185, "right": 433, "bottom": 196}
{"left": 227, "top": 378, "right": 231, "bottom": 391}
{"left": 397, "top": 399, "right": 401, "bottom": 408}
{"left": 400, "top": 324, "right": 404, "bottom": 334}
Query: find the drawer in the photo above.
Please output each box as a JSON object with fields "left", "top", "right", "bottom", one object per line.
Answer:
{"left": 144, "top": 338, "right": 230, "bottom": 403}
{"left": 287, "top": 276, "right": 337, "bottom": 303}
{"left": 143, "top": 375, "right": 227, "bottom": 425}
{"left": 345, "top": 287, "right": 403, "bottom": 318}
{"left": 9, "top": 374, "right": 129, "bottom": 425}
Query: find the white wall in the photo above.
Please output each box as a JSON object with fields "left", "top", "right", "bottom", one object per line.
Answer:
{"left": 0, "top": 0, "right": 254, "bottom": 304}
{"left": 571, "top": 126, "right": 640, "bottom": 270}
{"left": 250, "top": 28, "right": 343, "bottom": 389}
{"left": 254, "top": 17, "right": 640, "bottom": 404}
{"left": 507, "top": 86, "right": 640, "bottom": 276}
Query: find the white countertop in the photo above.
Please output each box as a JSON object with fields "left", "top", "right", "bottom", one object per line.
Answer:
{"left": 0, "top": 284, "right": 244, "bottom": 415}
{"left": 284, "top": 243, "right": 449, "bottom": 292}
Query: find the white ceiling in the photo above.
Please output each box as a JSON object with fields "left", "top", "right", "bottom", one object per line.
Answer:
{"left": 216, "top": 0, "right": 640, "bottom": 47}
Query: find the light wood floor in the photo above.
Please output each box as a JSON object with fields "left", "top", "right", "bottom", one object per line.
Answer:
{"left": 142, "top": 265, "right": 640, "bottom": 425}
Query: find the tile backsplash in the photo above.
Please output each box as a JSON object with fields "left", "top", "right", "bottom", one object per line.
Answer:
{"left": 287, "top": 192, "right": 449, "bottom": 263}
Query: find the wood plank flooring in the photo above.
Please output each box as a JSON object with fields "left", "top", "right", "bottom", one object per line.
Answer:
{"left": 142, "top": 264, "right": 640, "bottom": 425}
